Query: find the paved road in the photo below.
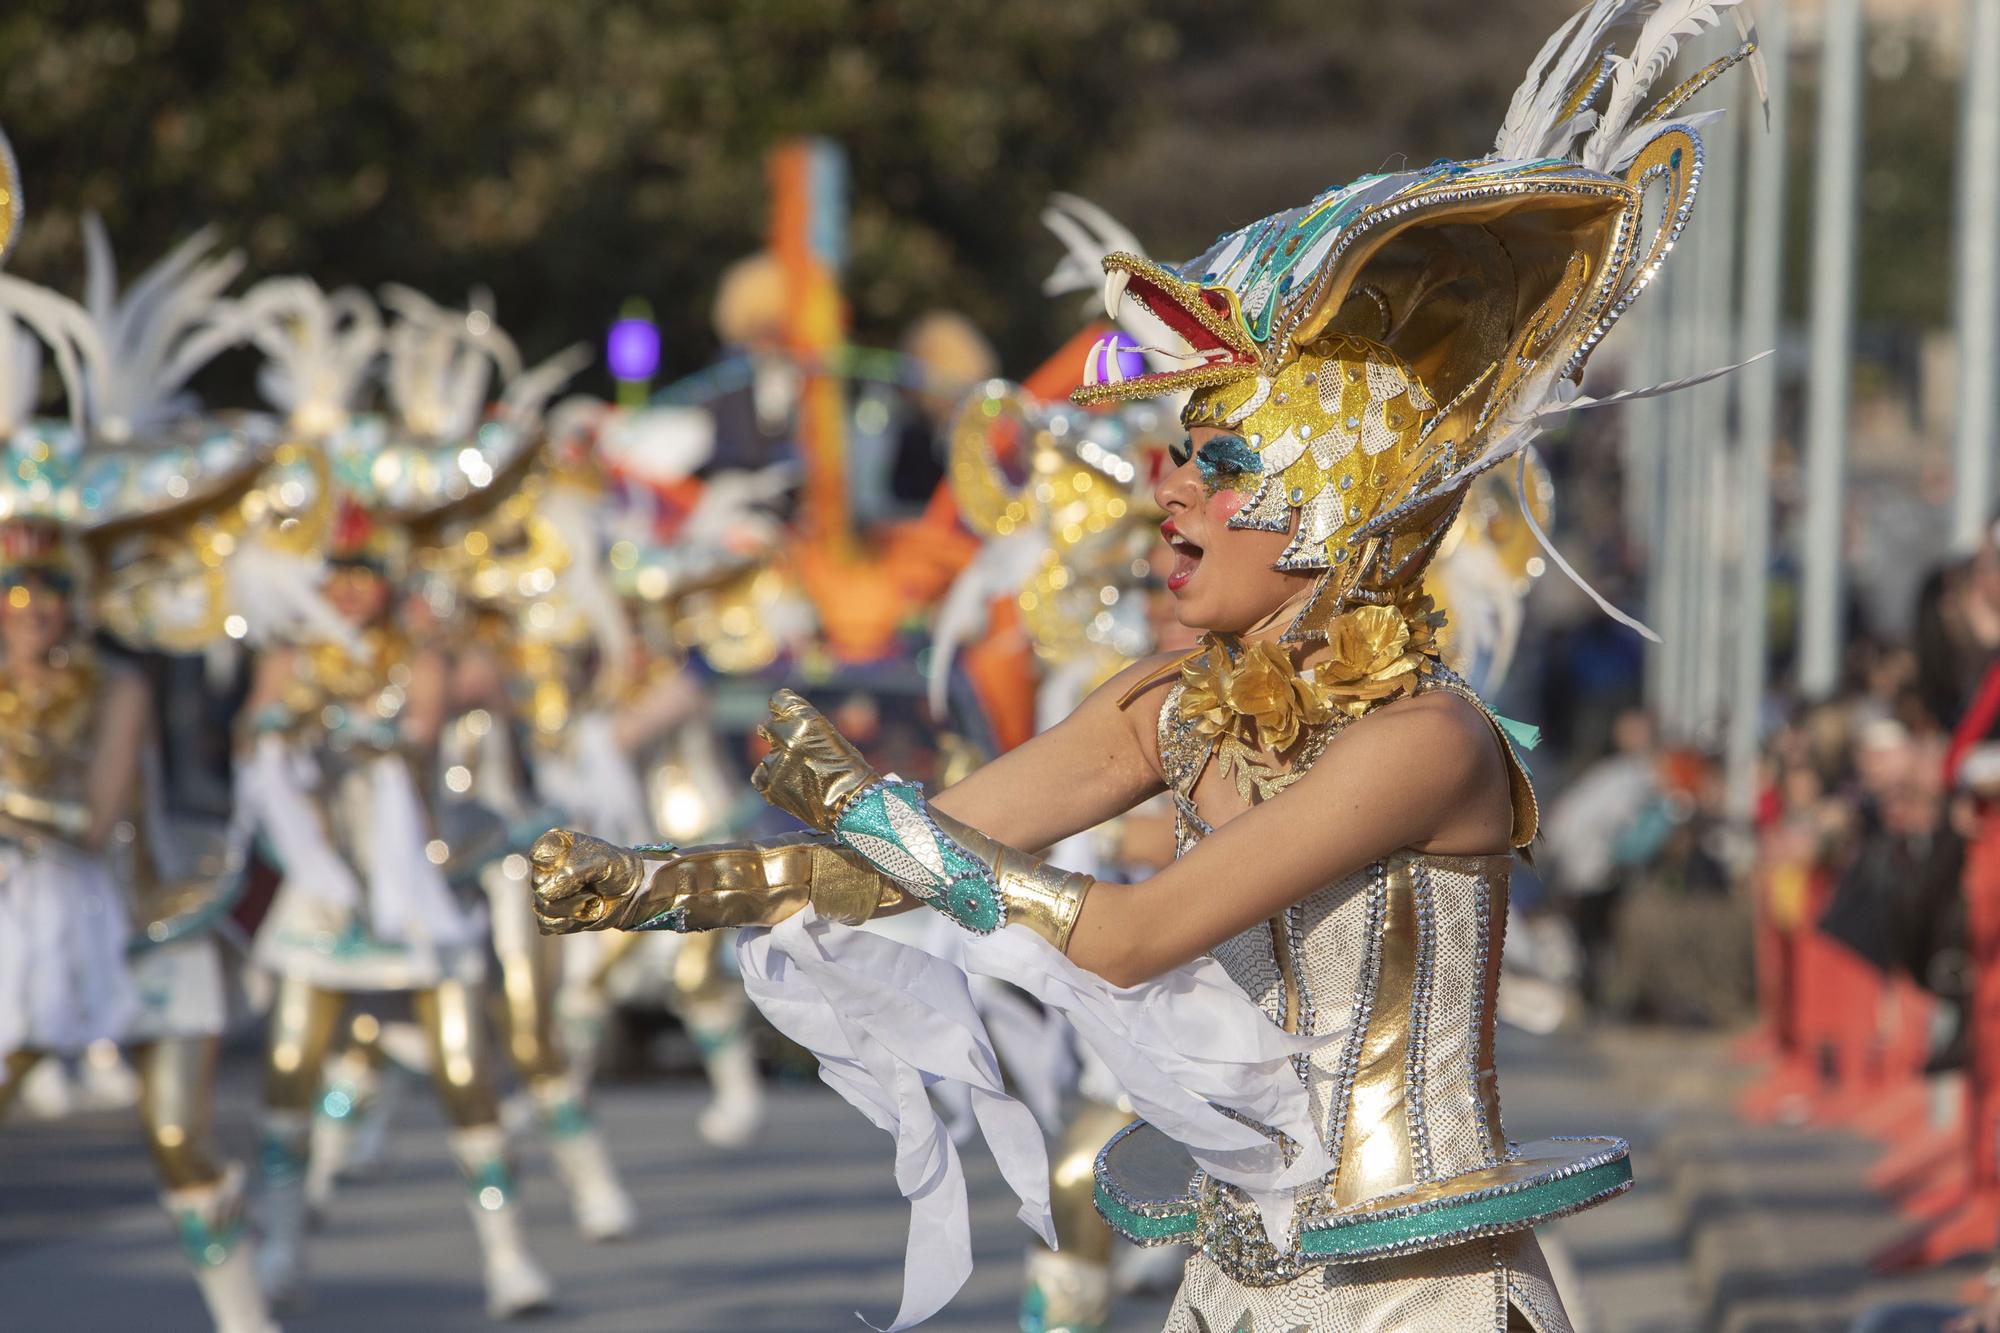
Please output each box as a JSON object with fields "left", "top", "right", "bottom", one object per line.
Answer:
{"left": 0, "top": 1027, "right": 1692, "bottom": 1332}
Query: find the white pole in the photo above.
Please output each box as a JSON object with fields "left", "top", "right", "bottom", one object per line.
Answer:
{"left": 1727, "top": 0, "right": 1792, "bottom": 821}
{"left": 1799, "top": 0, "right": 1864, "bottom": 697}
{"left": 1952, "top": 0, "right": 2000, "bottom": 550}
{"left": 1693, "top": 89, "right": 1743, "bottom": 740}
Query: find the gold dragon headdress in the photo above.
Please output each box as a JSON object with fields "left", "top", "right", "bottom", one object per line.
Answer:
{"left": 1076, "top": 0, "right": 1761, "bottom": 646}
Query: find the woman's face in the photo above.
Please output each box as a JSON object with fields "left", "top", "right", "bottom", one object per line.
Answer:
{"left": 326, "top": 562, "right": 392, "bottom": 627}
{"left": 1152, "top": 425, "right": 1315, "bottom": 634}
{"left": 0, "top": 576, "right": 70, "bottom": 661}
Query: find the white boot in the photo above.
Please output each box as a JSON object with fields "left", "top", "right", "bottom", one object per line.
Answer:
{"left": 254, "top": 1112, "right": 310, "bottom": 1309}
{"left": 1021, "top": 1247, "right": 1112, "bottom": 1333}
{"left": 448, "top": 1124, "right": 553, "bottom": 1319}
{"left": 78, "top": 1040, "right": 142, "bottom": 1111}
{"left": 164, "top": 1165, "right": 282, "bottom": 1333}
{"left": 533, "top": 1081, "right": 635, "bottom": 1241}
{"left": 690, "top": 1020, "right": 764, "bottom": 1149}
{"left": 340, "top": 1059, "right": 404, "bottom": 1179}
{"left": 303, "top": 1052, "right": 375, "bottom": 1219}
{"left": 554, "top": 982, "right": 611, "bottom": 1090}
{"left": 17, "top": 1057, "right": 73, "bottom": 1120}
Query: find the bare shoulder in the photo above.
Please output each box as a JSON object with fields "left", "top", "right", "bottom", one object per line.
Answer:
{"left": 1094, "top": 646, "right": 1187, "bottom": 734}
{"left": 1332, "top": 688, "right": 1505, "bottom": 794}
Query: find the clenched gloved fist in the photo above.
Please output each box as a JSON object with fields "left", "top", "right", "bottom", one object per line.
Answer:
{"left": 749, "top": 688, "right": 882, "bottom": 833}
{"left": 529, "top": 829, "right": 652, "bottom": 934}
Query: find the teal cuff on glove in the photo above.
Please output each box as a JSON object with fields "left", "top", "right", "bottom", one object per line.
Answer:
{"left": 833, "top": 778, "right": 1002, "bottom": 934}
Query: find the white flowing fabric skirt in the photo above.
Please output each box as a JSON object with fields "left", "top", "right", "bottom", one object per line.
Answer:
{"left": 125, "top": 934, "right": 229, "bottom": 1043}
{"left": 0, "top": 842, "right": 138, "bottom": 1070}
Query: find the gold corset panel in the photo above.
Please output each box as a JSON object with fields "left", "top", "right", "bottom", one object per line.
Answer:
{"left": 1155, "top": 673, "right": 1537, "bottom": 1212}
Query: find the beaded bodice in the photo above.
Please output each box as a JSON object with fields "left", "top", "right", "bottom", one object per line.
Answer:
{"left": 0, "top": 648, "right": 99, "bottom": 804}
{"left": 1156, "top": 673, "right": 1533, "bottom": 1214}
{"left": 276, "top": 627, "right": 416, "bottom": 759}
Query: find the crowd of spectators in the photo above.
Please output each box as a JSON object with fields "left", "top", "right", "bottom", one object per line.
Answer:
{"left": 1531, "top": 522, "right": 2000, "bottom": 1044}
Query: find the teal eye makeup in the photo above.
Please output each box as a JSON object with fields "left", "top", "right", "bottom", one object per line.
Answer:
{"left": 1193, "top": 435, "right": 1262, "bottom": 495}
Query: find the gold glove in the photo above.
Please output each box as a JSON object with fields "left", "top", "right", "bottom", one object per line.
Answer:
{"left": 529, "top": 827, "right": 901, "bottom": 935}
{"left": 749, "top": 688, "right": 882, "bottom": 832}
{"left": 745, "top": 689, "right": 1093, "bottom": 951}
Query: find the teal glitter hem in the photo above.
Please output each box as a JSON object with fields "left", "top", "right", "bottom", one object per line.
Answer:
{"left": 1297, "top": 1156, "right": 1633, "bottom": 1258}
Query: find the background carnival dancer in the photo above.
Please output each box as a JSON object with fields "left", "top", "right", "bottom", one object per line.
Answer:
{"left": 0, "top": 203, "right": 284, "bottom": 1333}
{"left": 566, "top": 408, "right": 808, "bottom": 1148}
{"left": 231, "top": 285, "right": 569, "bottom": 1319}
{"left": 387, "top": 299, "right": 642, "bottom": 1237}
{"left": 524, "top": 1, "right": 1762, "bottom": 1327}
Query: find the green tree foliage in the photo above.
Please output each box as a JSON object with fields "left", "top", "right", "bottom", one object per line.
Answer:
{"left": 0, "top": 0, "right": 1184, "bottom": 384}
{"left": 19, "top": 0, "right": 1930, "bottom": 406}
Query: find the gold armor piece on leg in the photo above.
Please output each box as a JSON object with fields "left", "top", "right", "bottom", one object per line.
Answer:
{"left": 1050, "top": 1099, "right": 1136, "bottom": 1265}
{"left": 264, "top": 977, "right": 344, "bottom": 1111}
{"left": 0, "top": 1049, "right": 44, "bottom": 1120}
{"left": 413, "top": 979, "right": 500, "bottom": 1128}
{"left": 495, "top": 934, "right": 565, "bottom": 1084}
{"left": 137, "top": 1037, "right": 225, "bottom": 1190}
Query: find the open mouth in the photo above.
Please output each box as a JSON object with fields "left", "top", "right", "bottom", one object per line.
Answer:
{"left": 1074, "top": 254, "right": 1260, "bottom": 405}
{"left": 1162, "top": 520, "right": 1204, "bottom": 592}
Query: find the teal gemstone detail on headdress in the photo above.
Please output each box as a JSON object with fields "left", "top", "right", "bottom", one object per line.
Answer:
{"left": 834, "top": 778, "right": 1002, "bottom": 934}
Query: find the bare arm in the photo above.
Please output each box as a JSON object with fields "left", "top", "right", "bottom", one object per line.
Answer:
{"left": 928, "top": 652, "right": 1177, "bottom": 852}
{"left": 448, "top": 643, "right": 509, "bottom": 717}
{"left": 610, "top": 666, "right": 704, "bottom": 755}
{"left": 236, "top": 646, "right": 298, "bottom": 751}
{"left": 1066, "top": 691, "right": 1513, "bottom": 986}
{"left": 82, "top": 670, "right": 151, "bottom": 854}
{"left": 399, "top": 648, "right": 450, "bottom": 750}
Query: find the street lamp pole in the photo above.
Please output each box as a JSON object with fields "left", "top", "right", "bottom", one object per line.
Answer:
{"left": 1798, "top": 0, "right": 1865, "bottom": 698}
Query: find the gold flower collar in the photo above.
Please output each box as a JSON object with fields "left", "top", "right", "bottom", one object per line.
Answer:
{"left": 1175, "top": 593, "right": 1443, "bottom": 802}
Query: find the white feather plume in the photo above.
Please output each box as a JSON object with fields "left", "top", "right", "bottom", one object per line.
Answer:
{"left": 1041, "top": 193, "right": 1146, "bottom": 298}
{"left": 0, "top": 273, "right": 105, "bottom": 439}
{"left": 379, "top": 285, "right": 522, "bottom": 441}
{"left": 1492, "top": 0, "right": 1649, "bottom": 161}
{"left": 1581, "top": 0, "right": 1753, "bottom": 170}
{"left": 79, "top": 214, "right": 246, "bottom": 442}
{"left": 214, "top": 278, "right": 382, "bottom": 436}
{"left": 222, "top": 534, "right": 365, "bottom": 654}
{"left": 501, "top": 343, "right": 591, "bottom": 431}
{"left": 926, "top": 531, "right": 1045, "bottom": 717}
{"left": 0, "top": 313, "right": 41, "bottom": 435}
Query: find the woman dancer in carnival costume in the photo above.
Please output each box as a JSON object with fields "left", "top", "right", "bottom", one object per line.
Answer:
{"left": 575, "top": 406, "right": 811, "bottom": 1146}
{"left": 0, "top": 204, "right": 294, "bottom": 1331}
{"left": 380, "top": 288, "right": 645, "bottom": 1233}
{"left": 232, "top": 285, "right": 573, "bottom": 1318}
{"left": 533, "top": 3, "right": 1757, "bottom": 1325}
